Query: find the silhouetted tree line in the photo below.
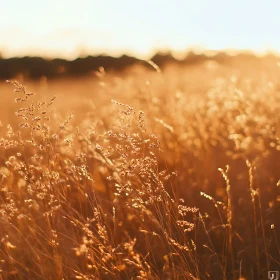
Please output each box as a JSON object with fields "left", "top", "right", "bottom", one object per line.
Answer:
{"left": 0, "top": 51, "right": 269, "bottom": 80}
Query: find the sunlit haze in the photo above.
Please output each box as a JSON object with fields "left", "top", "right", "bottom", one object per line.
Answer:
{"left": 1, "top": 0, "right": 280, "bottom": 59}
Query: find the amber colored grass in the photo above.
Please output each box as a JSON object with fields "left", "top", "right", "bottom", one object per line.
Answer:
{"left": 0, "top": 58, "right": 279, "bottom": 279}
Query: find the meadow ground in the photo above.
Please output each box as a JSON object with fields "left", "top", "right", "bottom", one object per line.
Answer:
{"left": 0, "top": 57, "right": 279, "bottom": 279}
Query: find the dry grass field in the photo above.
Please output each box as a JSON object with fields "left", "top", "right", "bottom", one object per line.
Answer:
{"left": 0, "top": 57, "right": 279, "bottom": 279}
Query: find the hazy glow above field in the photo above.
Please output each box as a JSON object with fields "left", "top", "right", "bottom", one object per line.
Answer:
{"left": 1, "top": 0, "right": 280, "bottom": 58}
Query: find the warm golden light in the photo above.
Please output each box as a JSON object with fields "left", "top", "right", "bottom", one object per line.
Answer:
{"left": 1, "top": 0, "right": 280, "bottom": 58}
{"left": 0, "top": 2, "right": 279, "bottom": 280}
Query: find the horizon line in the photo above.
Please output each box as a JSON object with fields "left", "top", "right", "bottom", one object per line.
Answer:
{"left": 1, "top": 48, "right": 280, "bottom": 61}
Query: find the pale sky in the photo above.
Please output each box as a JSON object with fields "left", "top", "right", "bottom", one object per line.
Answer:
{"left": 1, "top": 0, "right": 280, "bottom": 59}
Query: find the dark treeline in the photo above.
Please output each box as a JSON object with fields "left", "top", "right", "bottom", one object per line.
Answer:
{"left": 0, "top": 51, "right": 274, "bottom": 80}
